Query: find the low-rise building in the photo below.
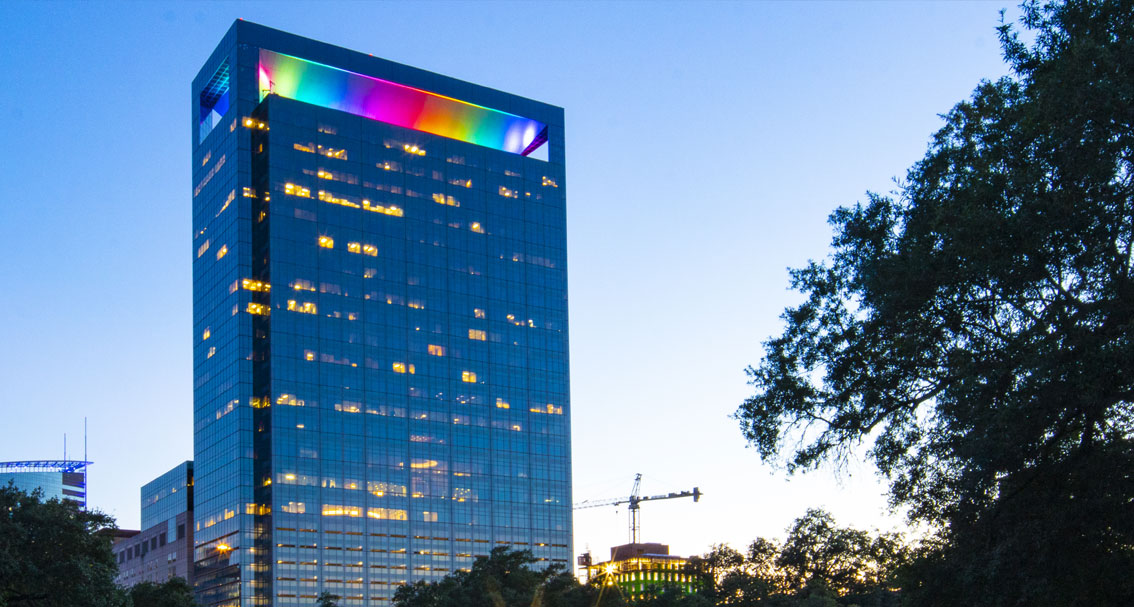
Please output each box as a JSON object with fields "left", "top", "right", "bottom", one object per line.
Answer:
{"left": 585, "top": 542, "right": 698, "bottom": 599}
{"left": 114, "top": 461, "right": 194, "bottom": 586}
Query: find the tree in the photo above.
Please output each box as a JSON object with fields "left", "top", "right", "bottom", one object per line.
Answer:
{"left": 315, "top": 591, "right": 340, "bottom": 607}
{"left": 0, "top": 484, "right": 123, "bottom": 607}
{"left": 392, "top": 547, "right": 594, "bottom": 607}
{"left": 685, "top": 509, "right": 903, "bottom": 607}
{"left": 127, "top": 578, "right": 198, "bottom": 607}
{"left": 735, "top": 1, "right": 1134, "bottom": 605}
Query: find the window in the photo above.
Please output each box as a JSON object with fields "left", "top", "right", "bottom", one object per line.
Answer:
{"left": 461, "top": 371, "right": 477, "bottom": 383}
{"left": 468, "top": 329, "right": 486, "bottom": 341}
{"left": 318, "top": 236, "right": 334, "bottom": 249}
{"left": 427, "top": 345, "right": 445, "bottom": 356}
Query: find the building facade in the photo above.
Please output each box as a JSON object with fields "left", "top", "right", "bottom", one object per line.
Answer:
{"left": 115, "top": 461, "right": 195, "bottom": 587}
{"left": 192, "top": 21, "right": 571, "bottom": 607}
{"left": 0, "top": 460, "right": 90, "bottom": 506}
{"left": 586, "top": 543, "right": 698, "bottom": 599}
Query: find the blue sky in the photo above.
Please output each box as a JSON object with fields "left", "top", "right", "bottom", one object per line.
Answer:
{"left": 0, "top": 1, "right": 1017, "bottom": 560}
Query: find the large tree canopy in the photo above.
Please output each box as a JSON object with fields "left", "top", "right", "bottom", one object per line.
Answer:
{"left": 0, "top": 485, "right": 123, "bottom": 607}
{"left": 736, "top": 1, "right": 1133, "bottom": 605}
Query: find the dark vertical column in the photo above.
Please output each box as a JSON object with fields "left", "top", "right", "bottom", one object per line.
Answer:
{"left": 249, "top": 101, "right": 273, "bottom": 606}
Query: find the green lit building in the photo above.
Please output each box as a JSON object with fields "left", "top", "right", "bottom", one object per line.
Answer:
{"left": 586, "top": 543, "right": 698, "bottom": 599}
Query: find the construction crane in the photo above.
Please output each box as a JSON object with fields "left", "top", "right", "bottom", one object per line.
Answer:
{"left": 574, "top": 473, "right": 701, "bottom": 545}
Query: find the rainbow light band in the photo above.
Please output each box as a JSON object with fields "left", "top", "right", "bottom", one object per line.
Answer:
{"left": 258, "top": 49, "right": 548, "bottom": 156}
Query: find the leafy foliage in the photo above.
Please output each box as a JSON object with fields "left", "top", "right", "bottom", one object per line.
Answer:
{"left": 685, "top": 509, "right": 903, "bottom": 607}
{"left": 0, "top": 484, "right": 123, "bottom": 607}
{"left": 735, "top": 1, "right": 1134, "bottom": 604}
{"left": 392, "top": 547, "right": 595, "bottom": 607}
{"left": 126, "top": 578, "right": 198, "bottom": 607}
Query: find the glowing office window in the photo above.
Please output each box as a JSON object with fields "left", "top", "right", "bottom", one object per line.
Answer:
{"left": 284, "top": 182, "right": 311, "bottom": 197}
{"left": 246, "top": 303, "right": 269, "bottom": 316}
{"left": 392, "top": 362, "right": 407, "bottom": 374}
{"left": 461, "top": 371, "right": 477, "bottom": 383}
{"left": 318, "top": 236, "right": 334, "bottom": 249}
{"left": 427, "top": 345, "right": 445, "bottom": 357}
{"left": 495, "top": 398, "right": 510, "bottom": 409}
{"left": 242, "top": 278, "right": 270, "bottom": 292}
{"left": 469, "top": 222, "right": 484, "bottom": 234}
{"left": 347, "top": 242, "right": 361, "bottom": 254}
{"left": 468, "top": 329, "right": 486, "bottom": 341}
{"left": 474, "top": 308, "right": 486, "bottom": 319}
{"left": 287, "top": 300, "right": 317, "bottom": 315}
{"left": 216, "top": 245, "right": 228, "bottom": 260}
{"left": 291, "top": 279, "right": 315, "bottom": 291}
{"left": 367, "top": 507, "right": 408, "bottom": 521}
{"left": 323, "top": 505, "right": 363, "bottom": 517}
{"left": 362, "top": 244, "right": 377, "bottom": 257}
{"left": 202, "top": 328, "right": 211, "bottom": 340}
{"left": 197, "top": 240, "right": 210, "bottom": 258}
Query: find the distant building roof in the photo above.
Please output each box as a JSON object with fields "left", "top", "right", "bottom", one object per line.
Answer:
{"left": 0, "top": 460, "right": 91, "bottom": 473}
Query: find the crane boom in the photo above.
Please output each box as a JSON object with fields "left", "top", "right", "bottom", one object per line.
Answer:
{"left": 573, "top": 473, "right": 702, "bottom": 544}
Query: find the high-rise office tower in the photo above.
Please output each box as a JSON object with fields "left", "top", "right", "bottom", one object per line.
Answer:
{"left": 191, "top": 21, "right": 570, "bottom": 606}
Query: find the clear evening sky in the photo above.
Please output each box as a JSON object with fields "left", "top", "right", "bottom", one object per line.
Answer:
{"left": 0, "top": 1, "right": 1016, "bottom": 562}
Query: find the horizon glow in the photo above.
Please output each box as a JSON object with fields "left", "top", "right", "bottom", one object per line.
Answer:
{"left": 258, "top": 49, "right": 548, "bottom": 156}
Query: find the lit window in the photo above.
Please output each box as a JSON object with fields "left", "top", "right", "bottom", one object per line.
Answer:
{"left": 202, "top": 328, "right": 211, "bottom": 340}
{"left": 291, "top": 279, "right": 315, "bottom": 291}
{"left": 469, "top": 222, "right": 484, "bottom": 234}
{"left": 407, "top": 300, "right": 424, "bottom": 310}
{"left": 318, "top": 236, "right": 334, "bottom": 249}
{"left": 461, "top": 371, "right": 477, "bottom": 383}
{"left": 294, "top": 142, "right": 315, "bottom": 153}
{"left": 246, "top": 302, "right": 269, "bottom": 316}
{"left": 468, "top": 329, "right": 486, "bottom": 341}
{"left": 304, "top": 350, "right": 315, "bottom": 361}
{"left": 287, "top": 300, "right": 317, "bottom": 315}
{"left": 474, "top": 308, "right": 486, "bottom": 319}
{"left": 427, "top": 345, "right": 445, "bottom": 357}
{"left": 402, "top": 144, "right": 425, "bottom": 156}
{"left": 347, "top": 242, "right": 361, "bottom": 254}
{"left": 361, "top": 200, "right": 404, "bottom": 217}
{"left": 207, "top": 347, "right": 216, "bottom": 359}
{"left": 284, "top": 183, "right": 311, "bottom": 198}
{"left": 362, "top": 244, "right": 377, "bottom": 257}
{"left": 496, "top": 398, "right": 510, "bottom": 409}
{"left": 242, "top": 186, "right": 257, "bottom": 198}
{"left": 216, "top": 244, "right": 227, "bottom": 260}
{"left": 242, "top": 278, "right": 270, "bottom": 292}
{"left": 392, "top": 362, "right": 407, "bottom": 374}
{"left": 197, "top": 240, "right": 210, "bottom": 258}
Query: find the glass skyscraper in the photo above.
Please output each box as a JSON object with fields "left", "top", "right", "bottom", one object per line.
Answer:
{"left": 192, "top": 21, "right": 570, "bottom": 606}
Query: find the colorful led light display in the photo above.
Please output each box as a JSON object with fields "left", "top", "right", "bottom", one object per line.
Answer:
{"left": 258, "top": 50, "right": 548, "bottom": 156}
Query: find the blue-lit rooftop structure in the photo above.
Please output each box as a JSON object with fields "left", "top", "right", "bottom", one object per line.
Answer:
{"left": 0, "top": 460, "right": 91, "bottom": 506}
